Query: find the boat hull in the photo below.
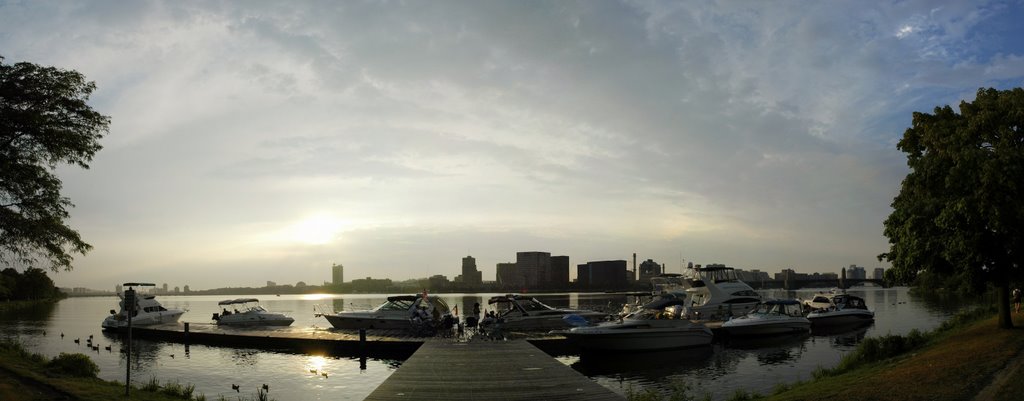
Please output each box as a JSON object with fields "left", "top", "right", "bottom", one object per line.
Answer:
{"left": 721, "top": 318, "right": 810, "bottom": 337}
{"left": 217, "top": 313, "right": 294, "bottom": 327}
{"left": 807, "top": 310, "right": 874, "bottom": 327}
{"left": 482, "top": 311, "right": 607, "bottom": 331}
{"left": 565, "top": 326, "right": 713, "bottom": 351}
{"left": 101, "top": 310, "right": 185, "bottom": 330}
{"left": 323, "top": 314, "right": 410, "bottom": 330}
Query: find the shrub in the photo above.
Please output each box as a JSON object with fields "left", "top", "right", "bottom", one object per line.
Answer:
{"left": 46, "top": 353, "right": 99, "bottom": 378}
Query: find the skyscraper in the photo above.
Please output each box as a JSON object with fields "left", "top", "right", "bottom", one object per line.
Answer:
{"left": 462, "top": 255, "right": 482, "bottom": 285}
{"left": 516, "top": 251, "right": 551, "bottom": 288}
{"left": 332, "top": 263, "right": 344, "bottom": 285}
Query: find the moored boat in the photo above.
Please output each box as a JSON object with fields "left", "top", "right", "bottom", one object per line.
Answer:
{"left": 720, "top": 299, "right": 810, "bottom": 337}
{"left": 807, "top": 294, "right": 874, "bottom": 327}
{"left": 320, "top": 295, "right": 451, "bottom": 330}
{"left": 101, "top": 284, "right": 185, "bottom": 330}
{"left": 213, "top": 298, "right": 294, "bottom": 326}
{"left": 480, "top": 294, "right": 607, "bottom": 331}
{"left": 560, "top": 295, "right": 713, "bottom": 352}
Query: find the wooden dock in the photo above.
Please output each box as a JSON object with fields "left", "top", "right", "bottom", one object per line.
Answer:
{"left": 366, "top": 339, "right": 623, "bottom": 400}
{"left": 111, "top": 323, "right": 424, "bottom": 359}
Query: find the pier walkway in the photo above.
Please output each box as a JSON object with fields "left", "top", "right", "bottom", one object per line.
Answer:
{"left": 366, "top": 339, "right": 622, "bottom": 401}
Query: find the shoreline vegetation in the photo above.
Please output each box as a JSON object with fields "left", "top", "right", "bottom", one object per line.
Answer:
{"left": 2, "top": 301, "right": 1021, "bottom": 401}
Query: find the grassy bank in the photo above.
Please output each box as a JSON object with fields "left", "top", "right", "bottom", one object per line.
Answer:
{"left": 0, "top": 339, "right": 274, "bottom": 401}
{"left": 759, "top": 310, "right": 1024, "bottom": 401}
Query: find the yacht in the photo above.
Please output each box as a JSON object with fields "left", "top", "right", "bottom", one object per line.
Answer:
{"left": 213, "top": 298, "right": 294, "bottom": 326}
{"left": 720, "top": 299, "right": 811, "bottom": 336}
{"left": 101, "top": 291, "right": 185, "bottom": 330}
{"left": 560, "top": 295, "right": 714, "bottom": 352}
{"left": 679, "top": 265, "right": 761, "bottom": 320}
{"left": 320, "top": 295, "right": 452, "bottom": 330}
{"left": 479, "top": 294, "right": 607, "bottom": 331}
{"left": 807, "top": 294, "right": 874, "bottom": 327}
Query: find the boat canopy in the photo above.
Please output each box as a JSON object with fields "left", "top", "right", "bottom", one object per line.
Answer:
{"left": 487, "top": 294, "right": 527, "bottom": 304}
{"left": 218, "top": 298, "right": 260, "bottom": 305}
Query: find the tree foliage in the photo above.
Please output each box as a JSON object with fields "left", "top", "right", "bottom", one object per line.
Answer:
{"left": 880, "top": 87, "right": 1024, "bottom": 328}
{"left": 0, "top": 56, "right": 109, "bottom": 272}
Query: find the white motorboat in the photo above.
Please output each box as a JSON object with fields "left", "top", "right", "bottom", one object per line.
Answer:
{"left": 801, "top": 293, "right": 834, "bottom": 310}
{"left": 721, "top": 299, "right": 810, "bottom": 336}
{"left": 320, "top": 295, "right": 451, "bottom": 330}
{"left": 479, "top": 294, "right": 608, "bottom": 331}
{"left": 213, "top": 298, "right": 294, "bottom": 327}
{"left": 101, "top": 286, "right": 184, "bottom": 330}
{"left": 560, "top": 295, "right": 713, "bottom": 352}
{"left": 679, "top": 265, "right": 762, "bottom": 320}
{"left": 807, "top": 294, "right": 874, "bottom": 327}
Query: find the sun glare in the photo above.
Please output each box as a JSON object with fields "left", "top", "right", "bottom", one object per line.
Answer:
{"left": 283, "top": 214, "right": 348, "bottom": 245}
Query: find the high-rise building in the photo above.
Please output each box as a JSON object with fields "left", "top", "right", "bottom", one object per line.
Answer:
{"left": 516, "top": 251, "right": 551, "bottom": 288}
{"left": 461, "top": 256, "right": 482, "bottom": 285}
{"left": 496, "top": 262, "right": 519, "bottom": 287}
{"left": 638, "top": 259, "right": 662, "bottom": 283}
{"left": 332, "top": 263, "right": 344, "bottom": 285}
{"left": 847, "top": 265, "right": 867, "bottom": 280}
{"left": 577, "top": 260, "right": 628, "bottom": 290}
{"left": 550, "top": 256, "right": 570, "bottom": 288}
{"left": 873, "top": 267, "right": 885, "bottom": 280}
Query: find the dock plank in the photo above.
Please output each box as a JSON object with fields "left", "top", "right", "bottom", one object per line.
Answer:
{"left": 366, "top": 340, "right": 622, "bottom": 401}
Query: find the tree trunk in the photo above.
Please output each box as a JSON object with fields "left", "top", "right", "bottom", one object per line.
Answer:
{"left": 997, "top": 283, "right": 1013, "bottom": 329}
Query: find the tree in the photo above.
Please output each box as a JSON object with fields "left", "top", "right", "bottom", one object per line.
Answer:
{"left": 880, "top": 87, "right": 1024, "bottom": 329}
{"left": 0, "top": 56, "right": 109, "bottom": 272}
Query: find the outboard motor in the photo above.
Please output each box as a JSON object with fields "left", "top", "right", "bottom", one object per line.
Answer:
{"left": 212, "top": 313, "right": 220, "bottom": 321}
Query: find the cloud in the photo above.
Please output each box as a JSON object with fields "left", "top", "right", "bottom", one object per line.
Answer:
{"left": 3, "top": 1, "right": 1024, "bottom": 289}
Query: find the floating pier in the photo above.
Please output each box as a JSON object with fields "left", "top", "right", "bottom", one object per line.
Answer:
{"left": 109, "top": 323, "right": 424, "bottom": 359}
{"left": 366, "top": 339, "right": 623, "bottom": 400}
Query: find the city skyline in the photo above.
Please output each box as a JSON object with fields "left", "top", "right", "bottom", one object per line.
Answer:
{"left": 2, "top": 2, "right": 1022, "bottom": 289}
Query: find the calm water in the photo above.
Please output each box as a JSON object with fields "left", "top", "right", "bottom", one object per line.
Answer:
{"left": 0, "top": 288, "right": 957, "bottom": 400}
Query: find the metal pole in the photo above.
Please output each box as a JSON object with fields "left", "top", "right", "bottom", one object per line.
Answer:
{"left": 125, "top": 287, "right": 134, "bottom": 397}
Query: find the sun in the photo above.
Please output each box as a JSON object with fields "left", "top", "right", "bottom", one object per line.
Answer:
{"left": 284, "top": 214, "right": 347, "bottom": 245}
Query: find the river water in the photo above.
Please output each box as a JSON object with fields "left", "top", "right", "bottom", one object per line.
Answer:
{"left": 0, "top": 287, "right": 957, "bottom": 400}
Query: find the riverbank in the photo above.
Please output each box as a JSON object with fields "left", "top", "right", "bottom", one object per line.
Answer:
{"left": 760, "top": 312, "right": 1024, "bottom": 401}
{"left": 0, "top": 339, "right": 277, "bottom": 401}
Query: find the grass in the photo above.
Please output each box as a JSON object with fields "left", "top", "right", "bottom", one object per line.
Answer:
{"left": 0, "top": 338, "right": 275, "bottom": 401}
{"left": 764, "top": 310, "right": 1024, "bottom": 401}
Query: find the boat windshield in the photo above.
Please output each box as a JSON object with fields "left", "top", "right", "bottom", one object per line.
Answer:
{"left": 628, "top": 306, "right": 683, "bottom": 320}
{"left": 518, "top": 298, "right": 554, "bottom": 312}
{"left": 375, "top": 299, "right": 415, "bottom": 311}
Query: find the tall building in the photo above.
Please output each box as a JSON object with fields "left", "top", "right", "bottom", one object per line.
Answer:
{"left": 496, "top": 262, "right": 519, "bottom": 287}
{"left": 332, "top": 263, "right": 344, "bottom": 285}
{"left": 461, "top": 256, "right": 482, "bottom": 285}
{"left": 550, "top": 256, "right": 570, "bottom": 288}
{"left": 847, "top": 265, "right": 867, "bottom": 280}
{"left": 516, "top": 251, "right": 551, "bottom": 288}
{"left": 577, "top": 260, "right": 628, "bottom": 290}
{"left": 638, "top": 259, "right": 662, "bottom": 283}
{"left": 873, "top": 267, "right": 885, "bottom": 280}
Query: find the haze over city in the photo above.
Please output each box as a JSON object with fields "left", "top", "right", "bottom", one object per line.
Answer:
{"left": 2, "top": 1, "right": 1023, "bottom": 290}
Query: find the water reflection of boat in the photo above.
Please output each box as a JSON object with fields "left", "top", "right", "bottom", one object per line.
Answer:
{"left": 212, "top": 298, "right": 294, "bottom": 327}
{"left": 720, "top": 300, "right": 810, "bottom": 337}
{"left": 812, "top": 320, "right": 873, "bottom": 341}
{"left": 320, "top": 295, "right": 451, "bottom": 330}
{"left": 572, "top": 345, "right": 713, "bottom": 377}
{"left": 560, "top": 296, "right": 713, "bottom": 352}
{"left": 101, "top": 290, "right": 185, "bottom": 330}
{"left": 480, "top": 294, "right": 607, "bottom": 331}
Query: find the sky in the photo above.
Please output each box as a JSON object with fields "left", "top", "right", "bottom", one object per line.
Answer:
{"left": 3, "top": 1, "right": 1024, "bottom": 290}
